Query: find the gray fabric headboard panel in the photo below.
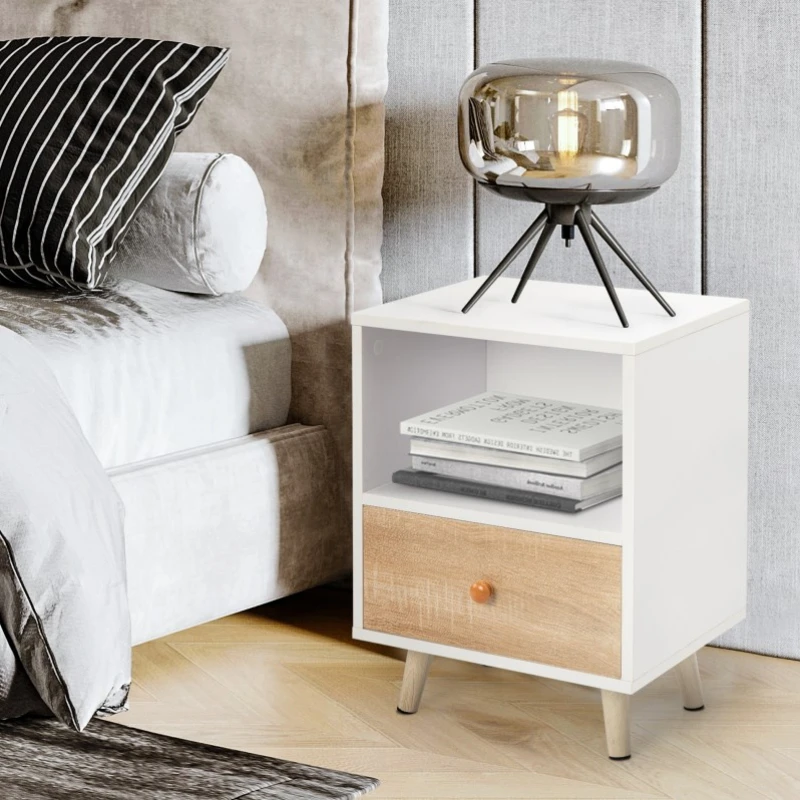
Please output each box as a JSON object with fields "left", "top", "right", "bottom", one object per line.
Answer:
{"left": 383, "top": 0, "right": 701, "bottom": 300}
{"left": 476, "top": 1, "right": 701, "bottom": 292}
{"left": 1, "top": 0, "right": 388, "bottom": 538}
{"left": 382, "top": 0, "right": 474, "bottom": 301}
{"left": 707, "top": 1, "right": 800, "bottom": 658}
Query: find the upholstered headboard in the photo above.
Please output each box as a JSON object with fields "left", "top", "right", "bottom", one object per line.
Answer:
{"left": 2, "top": 0, "right": 388, "bottom": 518}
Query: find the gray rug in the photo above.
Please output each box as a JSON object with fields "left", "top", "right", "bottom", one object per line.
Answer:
{"left": 0, "top": 717, "right": 379, "bottom": 799}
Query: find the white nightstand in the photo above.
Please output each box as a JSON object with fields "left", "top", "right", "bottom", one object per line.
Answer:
{"left": 351, "top": 277, "right": 749, "bottom": 759}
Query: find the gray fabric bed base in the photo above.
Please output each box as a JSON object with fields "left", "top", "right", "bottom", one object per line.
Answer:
{"left": 113, "top": 423, "right": 347, "bottom": 646}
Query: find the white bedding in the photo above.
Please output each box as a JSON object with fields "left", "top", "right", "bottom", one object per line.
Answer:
{"left": 0, "top": 280, "right": 291, "bottom": 468}
{"left": 0, "top": 325, "right": 129, "bottom": 729}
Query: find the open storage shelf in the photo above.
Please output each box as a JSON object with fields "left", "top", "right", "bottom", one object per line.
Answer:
{"left": 354, "top": 320, "right": 627, "bottom": 545}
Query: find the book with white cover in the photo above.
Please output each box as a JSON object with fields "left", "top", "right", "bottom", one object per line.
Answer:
{"left": 409, "top": 438, "right": 622, "bottom": 478}
{"left": 401, "top": 392, "right": 622, "bottom": 462}
{"left": 410, "top": 455, "right": 622, "bottom": 501}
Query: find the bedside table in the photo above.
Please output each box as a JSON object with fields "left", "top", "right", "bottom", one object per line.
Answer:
{"left": 351, "top": 278, "right": 749, "bottom": 759}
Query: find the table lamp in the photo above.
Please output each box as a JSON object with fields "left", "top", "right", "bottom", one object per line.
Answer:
{"left": 459, "top": 59, "right": 681, "bottom": 327}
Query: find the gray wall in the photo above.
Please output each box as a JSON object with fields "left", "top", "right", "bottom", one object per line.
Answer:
{"left": 383, "top": 0, "right": 474, "bottom": 299}
{"left": 384, "top": 0, "right": 800, "bottom": 659}
{"left": 706, "top": 2, "right": 800, "bottom": 657}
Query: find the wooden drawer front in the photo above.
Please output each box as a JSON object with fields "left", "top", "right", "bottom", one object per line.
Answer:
{"left": 362, "top": 507, "right": 622, "bottom": 678}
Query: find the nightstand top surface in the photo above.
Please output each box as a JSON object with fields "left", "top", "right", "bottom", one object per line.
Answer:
{"left": 352, "top": 278, "right": 749, "bottom": 355}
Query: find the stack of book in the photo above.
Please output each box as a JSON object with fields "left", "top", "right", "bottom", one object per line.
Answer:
{"left": 392, "top": 392, "right": 623, "bottom": 513}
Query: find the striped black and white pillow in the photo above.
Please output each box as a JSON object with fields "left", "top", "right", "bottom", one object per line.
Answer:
{"left": 0, "top": 37, "right": 228, "bottom": 290}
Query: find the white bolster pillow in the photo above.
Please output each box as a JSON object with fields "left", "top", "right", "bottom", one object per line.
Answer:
{"left": 110, "top": 152, "right": 267, "bottom": 295}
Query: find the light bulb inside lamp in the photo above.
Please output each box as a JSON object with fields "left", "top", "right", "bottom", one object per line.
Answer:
{"left": 556, "top": 89, "right": 580, "bottom": 161}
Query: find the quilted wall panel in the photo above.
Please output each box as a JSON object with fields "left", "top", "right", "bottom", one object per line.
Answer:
{"left": 707, "top": 1, "right": 800, "bottom": 659}
{"left": 475, "top": 0, "right": 702, "bottom": 294}
{"left": 386, "top": 1, "right": 800, "bottom": 659}
{"left": 382, "top": 0, "right": 474, "bottom": 300}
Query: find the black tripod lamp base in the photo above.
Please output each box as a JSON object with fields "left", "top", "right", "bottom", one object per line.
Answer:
{"left": 461, "top": 203, "right": 676, "bottom": 328}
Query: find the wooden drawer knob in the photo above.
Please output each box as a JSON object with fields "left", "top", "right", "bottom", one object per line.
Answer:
{"left": 469, "top": 580, "right": 493, "bottom": 604}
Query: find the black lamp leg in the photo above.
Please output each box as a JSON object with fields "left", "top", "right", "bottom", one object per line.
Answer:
{"left": 512, "top": 221, "right": 557, "bottom": 303}
{"left": 591, "top": 212, "right": 676, "bottom": 317}
{"left": 575, "top": 207, "right": 629, "bottom": 328}
{"left": 462, "top": 209, "right": 548, "bottom": 313}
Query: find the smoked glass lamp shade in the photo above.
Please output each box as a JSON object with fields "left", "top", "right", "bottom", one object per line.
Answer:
{"left": 458, "top": 59, "right": 681, "bottom": 206}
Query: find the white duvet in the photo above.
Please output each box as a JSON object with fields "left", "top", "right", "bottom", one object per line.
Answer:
{"left": 0, "top": 326, "right": 130, "bottom": 729}
{"left": 0, "top": 279, "right": 291, "bottom": 468}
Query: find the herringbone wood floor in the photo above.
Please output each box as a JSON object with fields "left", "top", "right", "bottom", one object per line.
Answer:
{"left": 110, "top": 586, "right": 800, "bottom": 799}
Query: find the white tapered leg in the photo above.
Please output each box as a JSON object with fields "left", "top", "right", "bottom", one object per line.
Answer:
{"left": 675, "top": 652, "right": 705, "bottom": 711}
{"left": 397, "top": 651, "right": 434, "bottom": 714}
{"left": 601, "top": 690, "right": 631, "bottom": 760}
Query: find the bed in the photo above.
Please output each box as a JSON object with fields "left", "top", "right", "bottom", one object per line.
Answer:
{"left": 0, "top": 0, "right": 388, "bottom": 648}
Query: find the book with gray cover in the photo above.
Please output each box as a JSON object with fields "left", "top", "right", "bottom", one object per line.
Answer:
{"left": 410, "top": 455, "right": 622, "bottom": 500}
{"left": 409, "top": 437, "right": 622, "bottom": 478}
{"left": 392, "top": 469, "right": 621, "bottom": 513}
{"left": 400, "top": 392, "right": 622, "bottom": 462}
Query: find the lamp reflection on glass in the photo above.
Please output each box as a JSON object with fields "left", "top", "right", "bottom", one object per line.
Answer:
{"left": 458, "top": 59, "right": 681, "bottom": 327}
{"left": 552, "top": 89, "right": 584, "bottom": 165}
